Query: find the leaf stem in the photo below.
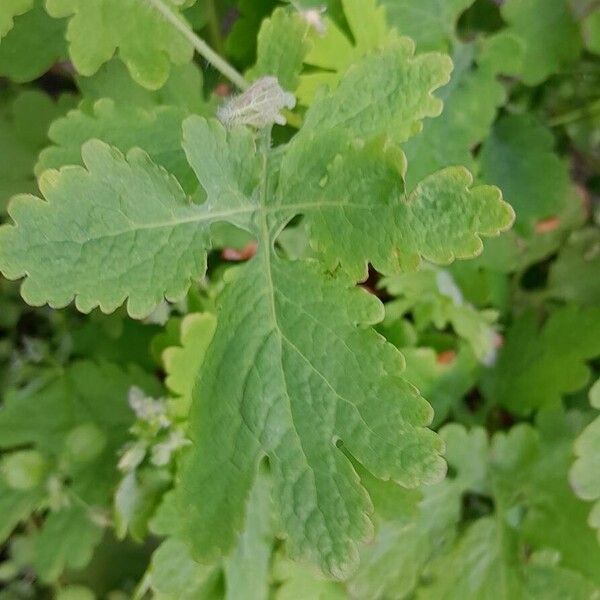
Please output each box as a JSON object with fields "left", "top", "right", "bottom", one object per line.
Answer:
{"left": 146, "top": 0, "right": 248, "bottom": 90}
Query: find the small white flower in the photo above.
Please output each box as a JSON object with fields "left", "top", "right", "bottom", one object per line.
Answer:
{"left": 127, "top": 387, "right": 170, "bottom": 428}
{"left": 217, "top": 76, "right": 296, "bottom": 129}
{"left": 301, "top": 6, "right": 327, "bottom": 36}
{"left": 150, "top": 430, "right": 191, "bottom": 466}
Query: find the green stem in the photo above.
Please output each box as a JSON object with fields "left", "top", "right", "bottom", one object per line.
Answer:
{"left": 146, "top": 0, "right": 248, "bottom": 90}
{"left": 206, "top": 0, "right": 225, "bottom": 56}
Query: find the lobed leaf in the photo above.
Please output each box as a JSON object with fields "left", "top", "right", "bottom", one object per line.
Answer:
{"left": 178, "top": 256, "right": 445, "bottom": 578}
{"left": 45, "top": 0, "right": 195, "bottom": 89}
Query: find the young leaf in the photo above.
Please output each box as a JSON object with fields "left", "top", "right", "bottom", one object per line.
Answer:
{"left": 295, "top": 0, "right": 390, "bottom": 105}
{"left": 45, "top": 0, "right": 196, "bottom": 89}
{"left": 163, "top": 312, "right": 217, "bottom": 415}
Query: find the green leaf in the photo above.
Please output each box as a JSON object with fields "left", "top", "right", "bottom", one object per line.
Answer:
{"left": 0, "top": 45, "right": 514, "bottom": 577}
{"left": 148, "top": 537, "right": 220, "bottom": 600}
{"left": 280, "top": 45, "right": 513, "bottom": 278}
{"left": 178, "top": 256, "right": 445, "bottom": 578}
{"left": 419, "top": 517, "right": 598, "bottom": 599}
{"left": 296, "top": 0, "right": 390, "bottom": 105}
{"left": 0, "top": 141, "right": 217, "bottom": 318}
{"left": 381, "top": 267, "right": 499, "bottom": 363}
{"left": 0, "top": 0, "right": 66, "bottom": 82}
{"left": 223, "top": 468, "right": 273, "bottom": 600}
{"left": 381, "top": 0, "right": 476, "bottom": 52}
{"left": 402, "top": 38, "right": 522, "bottom": 190}
{"left": 483, "top": 307, "right": 600, "bottom": 416}
{"left": 76, "top": 59, "right": 208, "bottom": 114}
{"left": 479, "top": 114, "right": 573, "bottom": 235}
{"left": 547, "top": 227, "right": 600, "bottom": 307}
{"left": 349, "top": 424, "right": 487, "bottom": 599}
{"left": 351, "top": 423, "right": 600, "bottom": 598}
{"left": 146, "top": 471, "right": 272, "bottom": 600}
{"left": 36, "top": 99, "right": 197, "bottom": 193}
{"left": 247, "top": 7, "right": 312, "bottom": 92}
{"left": 31, "top": 504, "right": 104, "bottom": 583}
{"left": 225, "top": 0, "right": 277, "bottom": 67}
{"left": 163, "top": 313, "right": 217, "bottom": 416}
{"left": 0, "top": 479, "right": 44, "bottom": 545}
{"left": 0, "top": 0, "right": 32, "bottom": 38}
{"left": 114, "top": 469, "right": 171, "bottom": 541}
{"left": 45, "top": 0, "right": 195, "bottom": 89}
{"left": 501, "top": 0, "right": 582, "bottom": 85}
{"left": 570, "top": 380, "right": 600, "bottom": 542}
{"left": 0, "top": 90, "right": 76, "bottom": 212}
{"left": 398, "top": 347, "right": 479, "bottom": 427}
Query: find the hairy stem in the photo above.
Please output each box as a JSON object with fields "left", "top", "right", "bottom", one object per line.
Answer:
{"left": 146, "top": 0, "right": 248, "bottom": 90}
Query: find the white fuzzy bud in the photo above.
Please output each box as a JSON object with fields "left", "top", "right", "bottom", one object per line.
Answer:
{"left": 217, "top": 76, "right": 296, "bottom": 129}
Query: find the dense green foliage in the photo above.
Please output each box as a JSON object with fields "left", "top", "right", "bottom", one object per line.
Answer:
{"left": 0, "top": 0, "right": 599, "bottom": 598}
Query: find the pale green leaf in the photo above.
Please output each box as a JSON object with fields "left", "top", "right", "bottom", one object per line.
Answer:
{"left": 148, "top": 538, "right": 220, "bottom": 600}
{"left": 45, "top": 0, "right": 195, "bottom": 89}
{"left": 163, "top": 313, "right": 217, "bottom": 416}
{"left": 296, "top": 0, "right": 390, "bottom": 105}
{"left": 0, "top": 45, "right": 516, "bottom": 577}
{"left": 402, "top": 38, "right": 522, "bottom": 189}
